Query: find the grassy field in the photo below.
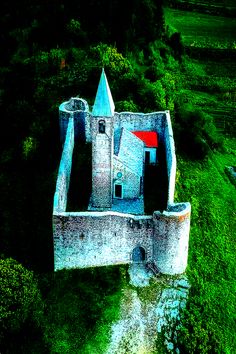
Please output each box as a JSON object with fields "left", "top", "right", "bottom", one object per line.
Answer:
{"left": 175, "top": 138, "right": 236, "bottom": 353}
{"left": 167, "top": 0, "right": 236, "bottom": 8}
{"left": 164, "top": 5, "right": 236, "bottom": 136}
{"left": 165, "top": 7, "right": 236, "bottom": 49}
{"left": 164, "top": 3, "right": 236, "bottom": 352}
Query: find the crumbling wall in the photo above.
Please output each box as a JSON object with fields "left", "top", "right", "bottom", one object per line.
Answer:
{"left": 53, "top": 118, "right": 74, "bottom": 212}
{"left": 59, "top": 98, "right": 89, "bottom": 144}
{"left": 153, "top": 203, "right": 191, "bottom": 275}
{"left": 53, "top": 211, "right": 153, "bottom": 270}
{"left": 163, "top": 111, "right": 176, "bottom": 205}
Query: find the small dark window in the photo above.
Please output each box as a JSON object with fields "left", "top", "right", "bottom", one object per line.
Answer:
{"left": 98, "top": 120, "right": 105, "bottom": 133}
{"left": 115, "top": 184, "right": 122, "bottom": 198}
{"left": 145, "top": 151, "right": 150, "bottom": 164}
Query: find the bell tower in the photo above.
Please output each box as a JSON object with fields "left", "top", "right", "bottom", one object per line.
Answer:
{"left": 91, "top": 69, "right": 115, "bottom": 209}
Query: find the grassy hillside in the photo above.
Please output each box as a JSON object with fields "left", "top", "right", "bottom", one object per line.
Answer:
{"left": 165, "top": 7, "right": 236, "bottom": 49}
{"left": 164, "top": 5, "right": 236, "bottom": 136}
{"left": 164, "top": 2, "right": 236, "bottom": 352}
{"left": 175, "top": 139, "right": 236, "bottom": 353}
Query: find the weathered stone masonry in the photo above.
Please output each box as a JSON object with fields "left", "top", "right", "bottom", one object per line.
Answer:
{"left": 53, "top": 70, "right": 190, "bottom": 275}
{"left": 53, "top": 109, "right": 191, "bottom": 275}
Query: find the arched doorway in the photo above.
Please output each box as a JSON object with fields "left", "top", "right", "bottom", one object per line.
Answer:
{"left": 132, "top": 246, "right": 146, "bottom": 263}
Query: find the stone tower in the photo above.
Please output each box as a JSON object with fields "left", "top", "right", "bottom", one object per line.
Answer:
{"left": 91, "top": 69, "right": 115, "bottom": 209}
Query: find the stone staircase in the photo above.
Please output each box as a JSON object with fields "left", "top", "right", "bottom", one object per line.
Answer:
{"left": 145, "top": 261, "right": 160, "bottom": 276}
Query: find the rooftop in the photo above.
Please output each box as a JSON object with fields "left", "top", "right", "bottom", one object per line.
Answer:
{"left": 132, "top": 131, "right": 158, "bottom": 148}
{"left": 92, "top": 69, "right": 115, "bottom": 117}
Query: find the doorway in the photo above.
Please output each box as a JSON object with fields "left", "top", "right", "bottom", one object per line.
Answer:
{"left": 145, "top": 151, "right": 150, "bottom": 164}
{"left": 114, "top": 184, "right": 123, "bottom": 198}
{"left": 132, "top": 246, "right": 146, "bottom": 262}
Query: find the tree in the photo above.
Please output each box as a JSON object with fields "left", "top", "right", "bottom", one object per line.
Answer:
{"left": 0, "top": 258, "right": 43, "bottom": 339}
{"left": 175, "top": 105, "right": 222, "bottom": 159}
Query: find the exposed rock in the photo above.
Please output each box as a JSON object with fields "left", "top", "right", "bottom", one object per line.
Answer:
{"left": 106, "top": 267, "right": 190, "bottom": 353}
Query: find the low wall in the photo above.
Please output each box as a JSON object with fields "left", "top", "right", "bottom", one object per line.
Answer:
{"left": 53, "top": 118, "right": 74, "bottom": 212}
{"left": 53, "top": 211, "right": 153, "bottom": 270}
{"left": 163, "top": 111, "right": 176, "bottom": 205}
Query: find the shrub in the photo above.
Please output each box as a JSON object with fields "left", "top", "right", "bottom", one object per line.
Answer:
{"left": 0, "top": 258, "right": 43, "bottom": 338}
{"left": 115, "top": 99, "right": 139, "bottom": 112}
{"left": 175, "top": 105, "right": 222, "bottom": 159}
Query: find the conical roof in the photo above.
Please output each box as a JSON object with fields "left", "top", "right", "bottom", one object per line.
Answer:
{"left": 92, "top": 69, "right": 115, "bottom": 117}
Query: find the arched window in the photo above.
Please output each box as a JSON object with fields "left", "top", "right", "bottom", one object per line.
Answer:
{"left": 98, "top": 120, "right": 105, "bottom": 133}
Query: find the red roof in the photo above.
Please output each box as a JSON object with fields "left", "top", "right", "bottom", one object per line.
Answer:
{"left": 132, "top": 131, "right": 158, "bottom": 148}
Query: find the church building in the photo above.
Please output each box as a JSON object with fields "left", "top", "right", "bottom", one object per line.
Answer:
{"left": 89, "top": 69, "right": 159, "bottom": 214}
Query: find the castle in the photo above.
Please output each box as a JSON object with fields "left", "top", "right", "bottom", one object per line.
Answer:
{"left": 53, "top": 69, "right": 191, "bottom": 275}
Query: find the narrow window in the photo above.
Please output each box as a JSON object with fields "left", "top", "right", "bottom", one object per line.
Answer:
{"left": 140, "top": 176, "right": 143, "bottom": 195}
{"left": 98, "top": 120, "right": 105, "bottom": 133}
{"left": 114, "top": 184, "right": 122, "bottom": 198}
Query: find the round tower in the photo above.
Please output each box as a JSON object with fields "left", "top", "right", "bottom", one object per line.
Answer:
{"left": 59, "top": 97, "right": 89, "bottom": 144}
{"left": 153, "top": 202, "right": 191, "bottom": 274}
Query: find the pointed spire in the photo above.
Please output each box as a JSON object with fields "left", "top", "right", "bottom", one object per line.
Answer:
{"left": 92, "top": 69, "right": 115, "bottom": 117}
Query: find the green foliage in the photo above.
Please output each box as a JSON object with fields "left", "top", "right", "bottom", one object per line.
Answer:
{"left": 115, "top": 99, "right": 139, "bottom": 112}
{"left": 67, "top": 19, "right": 81, "bottom": 33}
{"left": 43, "top": 265, "right": 125, "bottom": 353}
{"left": 0, "top": 258, "right": 43, "bottom": 337}
{"left": 28, "top": 48, "right": 66, "bottom": 77}
{"left": 22, "top": 136, "right": 38, "bottom": 159}
{"left": 175, "top": 105, "right": 222, "bottom": 159}
{"left": 91, "top": 44, "right": 132, "bottom": 78}
{"left": 0, "top": 0, "right": 235, "bottom": 352}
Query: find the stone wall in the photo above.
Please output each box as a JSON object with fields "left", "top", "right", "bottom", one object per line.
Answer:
{"left": 117, "top": 128, "right": 144, "bottom": 175}
{"left": 85, "top": 112, "right": 165, "bottom": 143}
{"left": 53, "top": 211, "right": 153, "bottom": 270}
{"left": 53, "top": 203, "right": 191, "bottom": 274}
{"left": 91, "top": 116, "right": 114, "bottom": 208}
{"left": 53, "top": 118, "right": 74, "bottom": 212}
{"left": 53, "top": 104, "right": 191, "bottom": 275}
{"left": 113, "top": 112, "right": 166, "bottom": 139}
{"left": 59, "top": 98, "right": 89, "bottom": 144}
{"left": 153, "top": 203, "right": 191, "bottom": 275}
{"left": 113, "top": 156, "right": 141, "bottom": 199}
{"left": 163, "top": 111, "right": 176, "bottom": 205}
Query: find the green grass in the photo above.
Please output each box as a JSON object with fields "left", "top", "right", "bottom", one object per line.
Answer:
{"left": 167, "top": 0, "right": 236, "bottom": 9}
{"left": 175, "top": 138, "right": 236, "bottom": 353}
{"left": 165, "top": 7, "right": 236, "bottom": 49}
